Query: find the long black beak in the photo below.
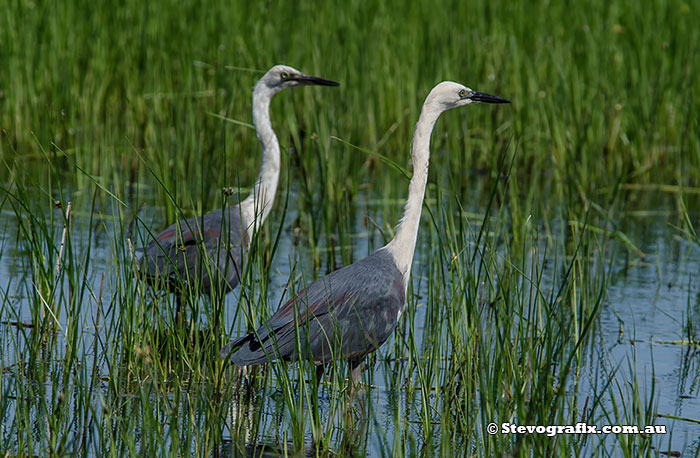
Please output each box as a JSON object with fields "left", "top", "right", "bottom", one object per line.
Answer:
{"left": 469, "top": 91, "right": 510, "bottom": 104}
{"left": 297, "top": 74, "right": 340, "bottom": 87}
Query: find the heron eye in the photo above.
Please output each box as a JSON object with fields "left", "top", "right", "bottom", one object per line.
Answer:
{"left": 459, "top": 89, "right": 467, "bottom": 98}
{"left": 281, "top": 71, "right": 290, "bottom": 79}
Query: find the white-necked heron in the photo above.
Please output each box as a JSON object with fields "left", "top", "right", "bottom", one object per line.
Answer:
{"left": 221, "top": 81, "right": 509, "bottom": 386}
{"left": 140, "top": 65, "right": 339, "bottom": 316}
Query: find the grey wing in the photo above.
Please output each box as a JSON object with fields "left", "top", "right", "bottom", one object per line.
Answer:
{"left": 141, "top": 206, "right": 248, "bottom": 293}
{"left": 222, "top": 249, "right": 405, "bottom": 365}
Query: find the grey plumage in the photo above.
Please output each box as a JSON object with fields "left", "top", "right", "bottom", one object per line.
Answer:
{"left": 220, "top": 248, "right": 404, "bottom": 365}
{"left": 141, "top": 206, "right": 247, "bottom": 294}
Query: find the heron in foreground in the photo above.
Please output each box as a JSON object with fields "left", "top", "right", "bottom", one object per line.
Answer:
{"left": 220, "top": 81, "right": 510, "bottom": 385}
{"left": 140, "top": 65, "right": 339, "bottom": 313}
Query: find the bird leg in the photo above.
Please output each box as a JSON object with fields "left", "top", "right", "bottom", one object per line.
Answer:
{"left": 347, "top": 358, "right": 365, "bottom": 397}
{"left": 175, "top": 293, "right": 184, "bottom": 325}
{"left": 314, "top": 364, "right": 326, "bottom": 387}
{"left": 349, "top": 358, "right": 365, "bottom": 385}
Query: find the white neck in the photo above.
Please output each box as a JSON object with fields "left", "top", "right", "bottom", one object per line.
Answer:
{"left": 385, "top": 100, "right": 442, "bottom": 285}
{"left": 240, "top": 84, "right": 280, "bottom": 233}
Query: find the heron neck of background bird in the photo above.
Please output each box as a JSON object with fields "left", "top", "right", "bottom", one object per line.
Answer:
{"left": 386, "top": 102, "right": 442, "bottom": 285}
{"left": 241, "top": 87, "right": 281, "bottom": 233}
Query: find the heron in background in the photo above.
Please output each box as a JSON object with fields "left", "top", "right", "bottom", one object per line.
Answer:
{"left": 221, "top": 81, "right": 510, "bottom": 386}
{"left": 140, "top": 65, "right": 339, "bottom": 316}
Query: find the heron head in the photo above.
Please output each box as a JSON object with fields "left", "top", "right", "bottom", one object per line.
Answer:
{"left": 261, "top": 65, "right": 339, "bottom": 92}
{"left": 426, "top": 81, "right": 510, "bottom": 111}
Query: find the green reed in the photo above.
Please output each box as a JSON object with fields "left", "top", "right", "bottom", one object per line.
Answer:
{"left": 2, "top": 0, "right": 698, "bottom": 456}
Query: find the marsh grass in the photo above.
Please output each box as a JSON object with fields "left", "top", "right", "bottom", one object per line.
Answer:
{"left": 0, "top": 144, "right": 685, "bottom": 456}
{"left": 1, "top": 0, "right": 699, "bottom": 456}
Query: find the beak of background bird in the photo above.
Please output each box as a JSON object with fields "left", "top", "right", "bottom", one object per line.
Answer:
{"left": 469, "top": 91, "right": 510, "bottom": 104}
{"left": 296, "top": 74, "right": 340, "bottom": 87}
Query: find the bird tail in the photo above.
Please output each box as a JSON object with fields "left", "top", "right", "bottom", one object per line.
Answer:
{"left": 219, "top": 338, "right": 245, "bottom": 360}
{"left": 220, "top": 334, "right": 275, "bottom": 366}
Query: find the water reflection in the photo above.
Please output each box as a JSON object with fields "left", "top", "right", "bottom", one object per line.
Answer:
{"left": 220, "top": 379, "right": 373, "bottom": 457}
{"left": 1, "top": 189, "right": 699, "bottom": 456}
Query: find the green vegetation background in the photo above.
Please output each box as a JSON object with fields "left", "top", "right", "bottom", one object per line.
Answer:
{"left": 2, "top": 0, "right": 697, "bottom": 218}
{"left": 1, "top": 0, "right": 699, "bottom": 456}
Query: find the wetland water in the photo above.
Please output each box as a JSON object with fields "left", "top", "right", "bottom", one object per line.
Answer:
{"left": 592, "top": 206, "right": 700, "bottom": 453}
{"left": 1, "top": 187, "right": 699, "bottom": 456}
